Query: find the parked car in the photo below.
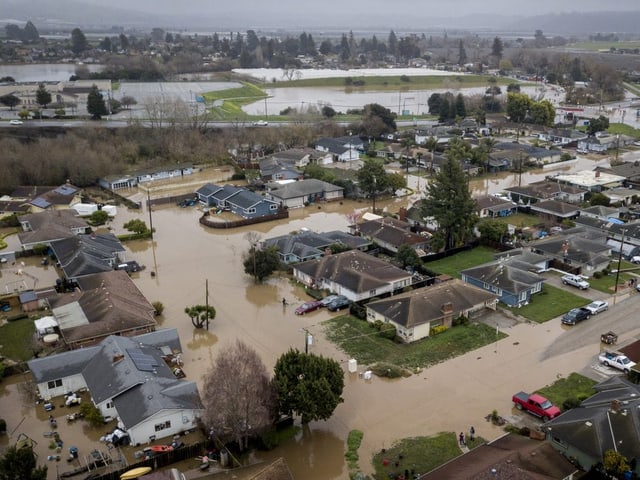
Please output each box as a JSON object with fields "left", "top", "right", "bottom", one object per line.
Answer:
{"left": 599, "top": 350, "right": 636, "bottom": 373}
{"left": 294, "top": 300, "right": 323, "bottom": 315}
{"left": 9, "top": 119, "right": 23, "bottom": 125}
{"left": 320, "top": 295, "right": 339, "bottom": 307}
{"left": 584, "top": 300, "right": 609, "bottom": 315}
{"left": 512, "top": 392, "right": 561, "bottom": 421}
{"left": 561, "top": 307, "right": 591, "bottom": 325}
{"left": 561, "top": 274, "right": 590, "bottom": 290}
{"left": 253, "top": 120, "right": 268, "bottom": 126}
{"left": 327, "top": 295, "right": 350, "bottom": 312}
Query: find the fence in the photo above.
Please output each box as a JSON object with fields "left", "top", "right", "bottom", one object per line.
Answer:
{"left": 199, "top": 210, "right": 289, "bottom": 229}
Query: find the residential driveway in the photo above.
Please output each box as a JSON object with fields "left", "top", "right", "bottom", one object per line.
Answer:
{"left": 541, "top": 271, "right": 612, "bottom": 303}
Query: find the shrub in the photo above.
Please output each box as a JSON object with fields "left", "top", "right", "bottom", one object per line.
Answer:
{"left": 152, "top": 301, "right": 164, "bottom": 316}
{"left": 563, "top": 398, "right": 581, "bottom": 410}
{"left": 593, "top": 271, "right": 603, "bottom": 279}
{"left": 230, "top": 172, "right": 246, "bottom": 180}
{"left": 349, "top": 303, "right": 366, "bottom": 320}
{"left": 32, "top": 244, "right": 48, "bottom": 255}
{"left": 0, "top": 418, "right": 6, "bottom": 434}
{"left": 430, "top": 325, "right": 448, "bottom": 336}
{"left": 80, "top": 403, "right": 104, "bottom": 426}
{"left": 452, "top": 314, "right": 468, "bottom": 327}
{"left": 378, "top": 323, "right": 396, "bottom": 340}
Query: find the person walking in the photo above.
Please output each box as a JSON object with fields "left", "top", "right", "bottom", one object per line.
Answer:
{"left": 469, "top": 426, "right": 475, "bottom": 442}
{"left": 459, "top": 432, "right": 465, "bottom": 446}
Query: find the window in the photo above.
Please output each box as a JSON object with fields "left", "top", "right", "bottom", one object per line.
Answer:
{"left": 270, "top": 204, "right": 278, "bottom": 210}
{"left": 106, "top": 401, "right": 114, "bottom": 409}
{"left": 154, "top": 421, "right": 171, "bottom": 432}
{"left": 47, "top": 379, "right": 63, "bottom": 389}
{"left": 247, "top": 208, "right": 256, "bottom": 214}
{"left": 369, "top": 289, "right": 377, "bottom": 296}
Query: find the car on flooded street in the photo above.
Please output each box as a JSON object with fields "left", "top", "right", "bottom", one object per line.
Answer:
{"left": 320, "top": 295, "right": 339, "bottom": 307}
{"left": 294, "top": 300, "right": 323, "bottom": 315}
{"left": 327, "top": 295, "right": 350, "bottom": 312}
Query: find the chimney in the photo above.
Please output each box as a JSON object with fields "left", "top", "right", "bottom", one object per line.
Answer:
{"left": 595, "top": 170, "right": 601, "bottom": 178}
{"left": 398, "top": 207, "right": 407, "bottom": 222}
{"left": 441, "top": 302, "right": 454, "bottom": 327}
{"left": 324, "top": 248, "right": 332, "bottom": 256}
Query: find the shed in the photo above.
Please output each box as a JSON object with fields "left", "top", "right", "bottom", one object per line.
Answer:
{"left": 34, "top": 316, "right": 58, "bottom": 337}
{"left": 19, "top": 289, "right": 40, "bottom": 312}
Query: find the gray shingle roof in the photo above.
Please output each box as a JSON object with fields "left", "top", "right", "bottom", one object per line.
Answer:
{"left": 267, "top": 179, "right": 343, "bottom": 200}
{"left": 50, "top": 233, "right": 125, "bottom": 279}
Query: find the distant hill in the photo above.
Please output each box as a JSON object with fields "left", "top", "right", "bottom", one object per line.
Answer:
{"left": 504, "top": 11, "right": 640, "bottom": 36}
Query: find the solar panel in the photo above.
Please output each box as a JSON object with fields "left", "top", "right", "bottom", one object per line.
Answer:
{"left": 31, "top": 197, "right": 51, "bottom": 208}
{"left": 127, "top": 347, "right": 158, "bottom": 372}
{"left": 54, "top": 185, "right": 78, "bottom": 195}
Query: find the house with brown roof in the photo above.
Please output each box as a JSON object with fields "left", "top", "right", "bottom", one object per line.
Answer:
{"left": 366, "top": 279, "right": 497, "bottom": 343}
{"left": 353, "top": 217, "right": 429, "bottom": 255}
{"left": 47, "top": 270, "right": 157, "bottom": 349}
{"left": 292, "top": 250, "right": 413, "bottom": 302}
{"left": 419, "top": 433, "right": 578, "bottom": 479}
{"left": 28, "top": 184, "right": 81, "bottom": 212}
{"left": 18, "top": 209, "right": 90, "bottom": 250}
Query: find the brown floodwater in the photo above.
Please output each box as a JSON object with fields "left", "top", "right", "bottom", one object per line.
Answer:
{"left": 0, "top": 160, "right": 620, "bottom": 480}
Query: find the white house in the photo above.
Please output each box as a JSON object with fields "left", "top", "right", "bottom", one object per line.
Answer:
{"left": 27, "top": 329, "right": 203, "bottom": 445}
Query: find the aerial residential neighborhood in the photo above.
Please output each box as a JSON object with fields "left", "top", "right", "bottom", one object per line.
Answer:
{"left": 2, "top": 2, "right": 640, "bottom": 480}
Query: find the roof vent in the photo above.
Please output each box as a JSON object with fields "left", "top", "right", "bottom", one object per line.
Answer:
{"left": 585, "top": 421, "right": 592, "bottom": 427}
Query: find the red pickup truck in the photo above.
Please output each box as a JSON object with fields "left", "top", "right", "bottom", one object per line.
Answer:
{"left": 512, "top": 392, "right": 561, "bottom": 421}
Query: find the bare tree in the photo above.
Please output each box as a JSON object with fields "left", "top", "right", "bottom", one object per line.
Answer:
{"left": 202, "top": 340, "right": 275, "bottom": 451}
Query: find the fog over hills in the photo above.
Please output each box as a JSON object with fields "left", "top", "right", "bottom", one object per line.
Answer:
{"left": 3, "top": 0, "right": 640, "bottom": 35}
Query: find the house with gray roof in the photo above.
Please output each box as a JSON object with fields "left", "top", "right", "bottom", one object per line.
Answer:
{"left": 504, "top": 179, "right": 587, "bottom": 205}
{"left": 50, "top": 233, "right": 126, "bottom": 280}
{"left": 263, "top": 230, "right": 371, "bottom": 264}
{"left": 292, "top": 250, "right": 413, "bottom": 302}
{"left": 366, "top": 279, "right": 497, "bottom": 343}
{"left": 28, "top": 329, "right": 203, "bottom": 445}
{"left": 545, "top": 376, "right": 640, "bottom": 476}
{"left": 47, "top": 270, "right": 157, "bottom": 349}
{"left": 530, "top": 229, "right": 611, "bottom": 274}
{"left": 355, "top": 217, "right": 429, "bottom": 255}
{"left": 265, "top": 179, "right": 344, "bottom": 209}
{"left": 461, "top": 257, "right": 546, "bottom": 307}
{"left": 98, "top": 164, "right": 194, "bottom": 191}
{"left": 537, "top": 128, "right": 588, "bottom": 146}
{"left": 18, "top": 209, "right": 90, "bottom": 250}
{"left": 529, "top": 199, "right": 580, "bottom": 223}
{"left": 195, "top": 183, "right": 279, "bottom": 219}
{"left": 475, "top": 195, "right": 517, "bottom": 218}
{"left": 315, "top": 137, "right": 360, "bottom": 162}
{"left": 492, "top": 142, "right": 562, "bottom": 166}
{"left": 28, "top": 184, "right": 81, "bottom": 212}
{"left": 258, "top": 156, "right": 303, "bottom": 182}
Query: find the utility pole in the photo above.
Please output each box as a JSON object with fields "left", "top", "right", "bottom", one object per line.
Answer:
{"left": 205, "top": 278, "right": 209, "bottom": 330}
{"left": 302, "top": 328, "right": 311, "bottom": 354}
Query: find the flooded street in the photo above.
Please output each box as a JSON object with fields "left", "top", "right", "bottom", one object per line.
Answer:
{"left": 0, "top": 157, "right": 628, "bottom": 480}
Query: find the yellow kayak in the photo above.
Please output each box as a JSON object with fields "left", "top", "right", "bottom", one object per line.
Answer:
{"left": 120, "top": 467, "right": 152, "bottom": 480}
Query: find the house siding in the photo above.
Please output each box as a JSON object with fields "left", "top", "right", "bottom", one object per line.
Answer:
{"left": 128, "top": 409, "right": 200, "bottom": 446}
{"left": 36, "top": 373, "right": 86, "bottom": 400}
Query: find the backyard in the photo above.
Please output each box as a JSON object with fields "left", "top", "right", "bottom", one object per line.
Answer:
{"left": 505, "top": 283, "right": 590, "bottom": 323}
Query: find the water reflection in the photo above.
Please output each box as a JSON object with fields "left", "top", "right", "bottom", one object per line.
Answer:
{"left": 252, "top": 426, "right": 346, "bottom": 479}
{"left": 245, "top": 281, "right": 280, "bottom": 308}
{"left": 186, "top": 328, "right": 218, "bottom": 351}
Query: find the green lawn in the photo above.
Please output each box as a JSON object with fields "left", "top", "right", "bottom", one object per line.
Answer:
{"left": 607, "top": 123, "right": 640, "bottom": 139}
{"left": 323, "top": 316, "right": 506, "bottom": 371}
{"left": 537, "top": 373, "right": 597, "bottom": 411}
{"left": 422, "top": 246, "right": 496, "bottom": 278}
{"left": 371, "top": 432, "right": 485, "bottom": 479}
{"left": 568, "top": 41, "right": 640, "bottom": 52}
{"left": 505, "top": 284, "right": 589, "bottom": 323}
{"left": 0, "top": 318, "right": 35, "bottom": 361}
{"left": 268, "top": 74, "right": 513, "bottom": 90}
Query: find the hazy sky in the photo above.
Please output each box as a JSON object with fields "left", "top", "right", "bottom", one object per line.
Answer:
{"left": 81, "top": 0, "right": 640, "bottom": 16}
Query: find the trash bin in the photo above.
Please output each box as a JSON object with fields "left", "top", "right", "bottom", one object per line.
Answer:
{"left": 220, "top": 448, "right": 229, "bottom": 467}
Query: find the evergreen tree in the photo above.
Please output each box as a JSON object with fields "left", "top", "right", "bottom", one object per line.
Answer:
{"left": 421, "top": 155, "right": 477, "bottom": 251}
{"left": 71, "top": 28, "right": 88, "bottom": 55}
{"left": 35, "top": 83, "right": 51, "bottom": 108}
{"left": 455, "top": 93, "right": 466, "bottom": 118}
{"left": 86, "top": 85, "right": 108, "bottom": 119}
{"left": 457, "top": 40, "right": 467, "bottom": 65}
{"left": 491, "top": 36, "right": 504, "bottom": 61}
{"left": 23, "top": 21, "right": 40, "bottom": 42}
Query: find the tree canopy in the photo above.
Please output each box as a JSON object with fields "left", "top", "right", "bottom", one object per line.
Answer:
{"left": 202, "top": 340, "right": 275, "bottom": 450}
{"left": 0, "top": 444, "right": 47, "bottom": 480}
{"left": 71, "top": 28, "right": 88, "bottom": 55}
{"left": 420, "top": 156, "right": 477, "bottom": 251}
{"left": 185, "top": 304, "right": 216, "bottom": 329}
{"left": 243, "top": 245, "right": 281, "bottom": 282}
{"left": 273, "top": 349, "right": 344, "bottom": 424}
{"left": 0, "top": 94, "right": 20, "bottom": 110}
